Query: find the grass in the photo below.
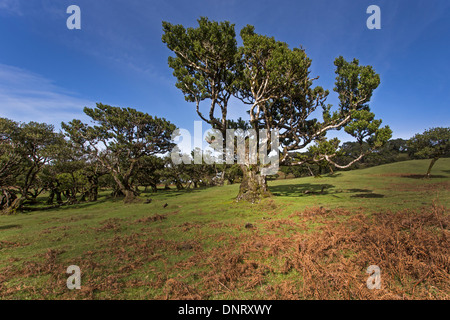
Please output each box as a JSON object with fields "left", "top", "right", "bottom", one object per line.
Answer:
{"left": 0, "top": 158, "right": 449, "bottom": 299}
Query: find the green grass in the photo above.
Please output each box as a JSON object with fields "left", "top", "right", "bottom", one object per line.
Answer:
{"left": 0, "top": 158, "right": 449, "bottom": 299}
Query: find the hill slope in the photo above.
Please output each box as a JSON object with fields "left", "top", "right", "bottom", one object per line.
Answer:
{"left": 0, "top": 159, "right": 449, "bottom": 299}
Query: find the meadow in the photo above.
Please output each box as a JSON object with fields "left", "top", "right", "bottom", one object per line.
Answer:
{"left": 0, "top": 159, "right": 449, "bottom": 299}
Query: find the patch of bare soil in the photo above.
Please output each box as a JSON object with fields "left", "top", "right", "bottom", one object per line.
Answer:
{"left": 133, "top": 214, "right": 167, "bottom": 224}
{"left": 387, "top": 181, "right": 450, "bottom": 193}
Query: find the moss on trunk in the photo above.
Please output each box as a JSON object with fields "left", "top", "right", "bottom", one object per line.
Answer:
{"left": 236, "top": 165, "right": 271, "bottom": 203}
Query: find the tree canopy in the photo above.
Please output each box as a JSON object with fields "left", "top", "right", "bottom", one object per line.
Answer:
{"left": 162, "top": 17, "right": 392, "bottom": 202}
{"left": 407, "top": 127, "right": 450, "bottom": 178}
{"left": 62, "top": 103, "right": 176, "bottom": 203}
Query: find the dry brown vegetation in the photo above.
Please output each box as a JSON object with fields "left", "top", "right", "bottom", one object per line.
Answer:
{"left": 0, "top": 204, "right": 448, "bottom": 300}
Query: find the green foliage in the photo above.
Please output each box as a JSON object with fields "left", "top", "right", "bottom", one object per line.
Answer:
{"left": 162, "top": 17, "right": 238, "bottom": 130}
{"left": 0, "top": 118, "right": 65, "bottom": 212}
{"left": 336, "top": 138, "right": 410, "bottom": 170}
{"left": 162, "top": 20, "right": 392, "bottom": 192}
{"left": 62, "top": 103, "right": 176, "bottom": 202}
{"left": 333, "top": 56, "right": 380, "bottom": 111}
{"left": 0, "top": 118, "right": 22, "bottom": 189}
{"left": 407, "top": 127, "right": 450, "bottom": 177}
{"left": 407, "top": 127, "right": 450, "bottom": 159}
{"left": 134, "top": 156, "right": 165, "bottom": 192}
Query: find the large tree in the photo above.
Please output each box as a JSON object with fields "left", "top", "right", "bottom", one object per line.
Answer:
{"left": 162, "top": 18, "right": 391, "bottom": 202}
{"left": 62, "top": 103, "right": 176, "bottom": 203}
{"left": 407, "top": 127, "right": 450, "bottom": 178}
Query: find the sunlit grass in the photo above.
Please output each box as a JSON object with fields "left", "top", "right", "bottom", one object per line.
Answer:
{"left": 0, "top": 158, "right": 448, "bottom": 299}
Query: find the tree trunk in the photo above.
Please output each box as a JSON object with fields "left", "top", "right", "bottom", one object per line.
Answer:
{"left": 89, "top": 186, "right": 98, "bottom": 202}
{"left": 426, "top": 157, "right": 439, "bottom": 178}
{"left": 328, "top": 164, "right": 334, "bottom": 175}
{"left": 4, "top": 196, "right": 25, "bottom": 214}
{"left": 68, "top": 188, "right": 78, "bottom": 204}
{"left": 236, "top": 165, "right": 271, "bottom": 203}
{"left": 112, "top": 174, "right": 138, "bottom": 203}
{"left": 46, "top": 191, "right": 55, "bottom": 205}
{"left": 175, "top": 181, "right": 184, "bottom": 190}
{"left": 1, "top": 189, "right": 17, "bottom": 211}
{"left": 56, "top": 191, "right": 63, "bottom": 204}
{"left": 88, "top": 176, "right": 99, "bottom": 201}
{"left": 123, "top": 190, "right": 136, "bottom": 203}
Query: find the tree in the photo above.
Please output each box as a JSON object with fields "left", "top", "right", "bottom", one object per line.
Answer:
{"left": 334, "top": 138, "right": 410, "bottom": 170}
{"left": 407, "top": 127, "right": 450, "bottom": 178}
{"left": 62, "top": 103, "right": 176, "bottom": 203}
{"left": 0, "top": 118, "right": 22, "bottom": 211}
{"left": 134, "top": 156, "right": 165, "bottom": 193}
{"left": 0, "top": 119, "right": 64, "bottom": 213}
{"left": 162, "top": 17, "right": 238, "bottom": 137}
{"left": 163, "top": 18, "right": 391, "bottom": 202}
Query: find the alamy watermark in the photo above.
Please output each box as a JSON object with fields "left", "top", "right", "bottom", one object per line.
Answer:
{"left": 367, "top": 5, "right": 381, "bottom": 30}
{"left": 66, "top": 5, "right": 81, "bottom": 30}
{"left": 65, "top": 5, "right": 379, "bottom": 31}
{"left": 366, "top": 265, "right": 381, "bottom": 289}
{"left": 170, "top": 121, "right": 279, "bottom": 175}
{"left": 66, "top": 265, "right": 81, "bottom": 290}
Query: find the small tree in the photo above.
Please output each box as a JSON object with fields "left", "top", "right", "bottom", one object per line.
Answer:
{"left": 407, "top": 127, "right": 450, "bottom": 178}
{"left": 134, "top": 156, "right": 165, "bottom": 193}
{"left": 0, "top": 118, "right": 63, "bottom": 213}
{"left": 62, "top": 103, "right": 176, "bottom": 203}
{"left": 0, "top": 118, "right": 22, "bottom": 211}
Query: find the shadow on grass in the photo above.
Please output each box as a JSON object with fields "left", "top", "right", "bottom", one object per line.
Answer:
{"left": 270, "top": 182, "right": 387, "bottom": 198}
{"left": 400, "top": 174, "right": 447, "bottom": 179}
{"left": 21, "top": 187, "right": 213, "bottom": 213}
{"left": 351, "top": 193, "right": 385, "bottom": 198}
{"left": 270, "top": 183, "right": 335, "bottom": 197}
{"left": 0, "top": 224, "right": 22, "bottom": 230}
{"left": 347, "top": 188, "right": 372, "bottom": 193}
{"left": 140, "top": 187, "right": 207, "bottom": 198}
{"left": 22, "top": 196, "right": 110, "bottom": 213}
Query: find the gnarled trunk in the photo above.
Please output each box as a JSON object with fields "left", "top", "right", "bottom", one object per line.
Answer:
{"left": 236, "top": 165, "right": 271, "bottom": 203}
{"left": 4, "top": 196, "right": 25, "bottom": 215}
{"left": 123, "top": 190, "right": 137, "bottom": 203}
{"left": 1, "top": 189, "right": 17, "bottom": 212}
{"left": 111, "top": 173, "right": 138, "bottom": 203}
{"left": 426, "top": 157, "right": 439, "bottom": 178}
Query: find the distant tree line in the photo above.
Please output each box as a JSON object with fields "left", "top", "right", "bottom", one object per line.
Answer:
{"left": 0, "top": 105, "right": 245, "bottom": 214}
{"left": 277, "top": 129, "right": 449, "bottom": 178}
{"left": 1, "top": 104, "right": 448, "bottom": 215}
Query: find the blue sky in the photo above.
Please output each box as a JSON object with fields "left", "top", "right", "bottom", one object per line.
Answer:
{"left": 0, "top": 0, "right": 449, "bottom": 143}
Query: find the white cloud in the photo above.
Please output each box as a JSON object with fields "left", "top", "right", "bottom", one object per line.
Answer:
{"left": 0, "top": 0, "right": 22, "bottom": 16}
{"left": 0, "top": 64, "right": 92, "bottom": 128}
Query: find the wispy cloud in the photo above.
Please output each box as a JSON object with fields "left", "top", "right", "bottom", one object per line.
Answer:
{"left": 0, "top": 64, "right": 92, "bottom": 127}
{"left": 0, "top": 0, "right": 22, "bottom": 16}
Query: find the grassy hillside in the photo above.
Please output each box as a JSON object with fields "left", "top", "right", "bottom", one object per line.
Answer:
{"left": 0, "top": 158, "right": 449, "bottom": 299}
